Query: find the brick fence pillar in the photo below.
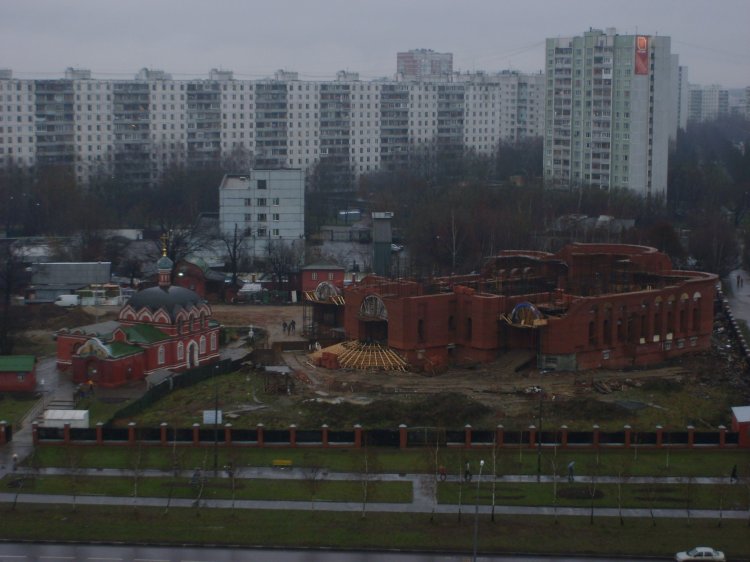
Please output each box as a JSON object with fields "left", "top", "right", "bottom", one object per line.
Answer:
{"left": 464, "top": 424, "right": 473, "bottom": 448}
{"left": 560, "top": 425, "right": 568, "bottom": 448}
{"left": 160, "top": 422, "right": 168, "bottom": 446}
{"left": 687, "top": 425, "right": 695, "bottom": 448}
{"left": 256, "top": 423, "right": 265, "bottom": 448}
{"left": 592, "top": 424, "right": 600, "bottom": 449}
{"left": 32, "top": 422, "right": 39, "bottom": 446}
{"left": 655, "top": 425, "right": 663, "bottom": 448}
{"left": 718, "top": 425, "right": 726, "bottom": 448}
{"left": 495, "top": 424, "right": 504, "bottom": 448}
{"left": 128, "top": 422, "right": 136, "bottom": 445}
{"left": 354, "top": 424, "right": 362, "bottom": 448}
{"left": 623, "top": 424, "right": 632, "bottom": 448}
{"left": 224, "top": 423, "right": 233, "bottom": 446}
{"left": 321, "top": 424, "right": 329, "bottom": 448}
{"left": 63, "top": 423, "right": 71, "bottom": 445}
{"left": 528, "top": 425, "right": 536, "bottom": 449}
{"left": 399, "top": 424, "right": 407, "bottom": 450}
{"left": 192, "top": 423, "right": 200, "bottom": 446}
{"left": 96, "top": 422, "right": 103, "bottom": 445}
{"left": 289, "top": 424, "right": 297, "bottom": 448}
{"left": 0, "top": 421, "right": 7, "bottom": 446}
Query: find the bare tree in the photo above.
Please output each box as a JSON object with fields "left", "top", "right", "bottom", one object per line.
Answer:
{"left": 220, "top": 223, "right": 249, "bottom": 288}
{"left": 0, "top": 239, "right": 25, "bottom": 354}
{"left": 264, "top": 239, "right": 304, "bottom": 288}
{"left": 304, "top": 464, "right": 323, "bottom": 510}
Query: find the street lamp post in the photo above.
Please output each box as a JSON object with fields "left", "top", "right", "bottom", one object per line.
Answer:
{"left": 213, "top": 363, "right": 220, "bottom": 476}
{"left": 472, "top": 459, "right": 485, "bottom": 562}
{"left": 537, "top": 388, "right": 543, "bottom": 482}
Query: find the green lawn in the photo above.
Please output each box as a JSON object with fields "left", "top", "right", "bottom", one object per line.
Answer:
{"left": 1, "top": 504, "right": 749, "bottom": 558}
{"left": 437, "top": 480, "right": 750, "bottom": 510}
{"left": 0, "top": 394, "right": 38, "bottom": 427}
{"left": 2, "top": 474, "right": 412, "bottom": 503}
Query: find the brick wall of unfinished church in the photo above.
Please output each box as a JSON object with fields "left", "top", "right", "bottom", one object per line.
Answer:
{"left": 540, "top": 275, "right": 717, "bottom": 369}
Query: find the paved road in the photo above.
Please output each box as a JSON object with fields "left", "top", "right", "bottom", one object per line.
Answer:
{"left": 0, "top": 543, "right": 667, "bottom": 562}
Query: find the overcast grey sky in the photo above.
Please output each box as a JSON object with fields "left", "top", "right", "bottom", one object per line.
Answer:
{"left": 2, "top": 0, "right": 748, "bottom": 87}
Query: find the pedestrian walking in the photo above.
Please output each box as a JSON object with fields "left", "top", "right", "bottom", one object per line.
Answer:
{"left": 464, "top": 461, "right": 472, "bottom": 482}
{"left": 290, "top": 319, "right": 296, "bottom": 334}
{"left": 730, "top": 464, "right": 738, "bottom": 483}
{"left": 282, "top": 321, "right": 288, "bottom": 336}
{"left": 11, "top": 453, "right": 18, "bottom": 472}
{"left": 438, "top": 465, "right": 447, "bottom": 482}
{"left": 567, "top": 460, "right": 575, "bottom": 482}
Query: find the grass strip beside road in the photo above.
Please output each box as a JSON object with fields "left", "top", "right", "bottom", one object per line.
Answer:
{"left": 1, "top": 504, "right": 749, "bottom": 558}
{"left": 437, "top": 481, "right": 750, "bottom": 510}
{"left": 1, "top": 475, "right": 412, "bottom": 503}
{"left": 28, "top": 444, "right": 750, "bottom": 478}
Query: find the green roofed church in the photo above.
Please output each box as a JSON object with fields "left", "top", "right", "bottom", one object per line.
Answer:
{"left": 55, "top": 249, "right": 221, "bottom": 388}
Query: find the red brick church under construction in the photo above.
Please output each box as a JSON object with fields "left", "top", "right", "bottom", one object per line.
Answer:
{"left": 342, "top": 244, "right": 717, "bottom": 371}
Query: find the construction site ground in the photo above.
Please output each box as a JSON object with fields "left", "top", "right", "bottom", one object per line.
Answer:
{"left": 210, "top": 304, "right": 750, "bottom": 432}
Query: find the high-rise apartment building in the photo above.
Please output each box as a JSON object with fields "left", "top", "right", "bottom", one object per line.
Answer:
{"left": 397, "top": 49, "right": 453, "bottom": 81}
{"left": 688, "top": 84, "right": 729, "bottom": 122}
{"left": 0, "top": 66, "right": 545, "bottom": 188}
{"left": 544, "top": 28, "right": 674, "bottom": 198}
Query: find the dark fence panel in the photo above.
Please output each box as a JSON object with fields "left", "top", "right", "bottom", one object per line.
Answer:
{"left": 231, "top": 429, "right": 258, "bottom": 442}
{"left": 539, "top": 431, "right": 559, "bottom": 445}
{"left": 503, "top": 431, "right": 523, "bottom": 445}
{"left": 37, "top": 427, "right": 64, "bottom": 440}
{"left": 367, "top": 429, "right": 400, "bottom": 447}
{"left": 174, "top": 428, "right": 194, "bottom": 442}
{"left": 725, "top": 432, "right": 739, "bottom": 445}
{"left": 636, "top": 432, "right": 657, "bottom": 445}
{"left": 664, "top": 431, "right": 689, "bottom": 445}
{"left": 101, "top": 427, "right": 129, "bottom": 441}
{"left": 694, "top": 432, "right": 720, "bottom": 445}
{"left": 264, "top": 430, "right": 290, "bottom": 444}
{"left": 198, "top": 429, "right": 225, "bottom": 443}
{"left": 446, "top": 430, "right": 464, "bottom": 444}
{"left": 5, "top": 425, "right": 11, "bottom": 442}
{"left": 70, "top": 428, "right": 97, "bottom": 441}
{"left": 137, "top": 427, "right": 162, "bottom": 442}
{"left": 567, "top": 431, "right": 592, "bottom": 445}
{"left": 599, "top": 431, "right": 624, "bottom": 445}
{"left": 296, "top": 430, "right": 322, "bottom": 444}
{"left": 472, "top": 430, "right": 495, "bottom": 444}
{"left": 329, "top": 430, "right": 355, "bottom": 444}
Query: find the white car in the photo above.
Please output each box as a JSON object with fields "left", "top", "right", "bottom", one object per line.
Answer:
{"left": 675, "top": 546, "right": 725, "bottom": 561}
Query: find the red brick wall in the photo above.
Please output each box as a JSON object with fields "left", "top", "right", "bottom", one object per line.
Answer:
{"left": 0, "top": 368, "right": 36, "bottom": 392}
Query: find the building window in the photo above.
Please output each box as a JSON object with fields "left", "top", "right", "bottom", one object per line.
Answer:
{"left": 177, "top": 342, "right": 184, "bottom": 360}
{"left": 257, "top": 213, "right": 267, "bottom": 221}
{"left": 272, "top": 213, "right": 280, "bottom": 221}
{"left": 311, "top": 272, "right": 318, "bottom": 280}
{"left": 158, "top": 345, "right": 165, "bottom": 365}
{"left": 257, "top": 179, "right": 267, "bottom": 189}
{"left": 211, "top": 332, "right": 217, "bottom": 351}
{"left": 257, "top": 228, "right": 267, "bottom": 237}
{"left": 199, "top": 336, "right": 206, "bottom": 354}
{"left": 328, "top": 272, "right": 334, "bottom": 280}
{"left": 244, "top": 198, "right": 252, "bottom": 206}
{"left": 272, "top": 229, "right": 280, "bottom": 236}
{"left": 272, "top": 198, "right": 280, "bottom": 205}
{"left": 257, "top": 198, "right": 267, "bottom": 206}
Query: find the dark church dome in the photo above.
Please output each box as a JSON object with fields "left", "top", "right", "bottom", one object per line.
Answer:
{"left": 126, "top": 285, "right": 204, "bottom": 319}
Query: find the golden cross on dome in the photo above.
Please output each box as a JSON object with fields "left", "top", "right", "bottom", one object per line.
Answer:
{"left": 160, "top": 232, "right": 169, "bottom": 257}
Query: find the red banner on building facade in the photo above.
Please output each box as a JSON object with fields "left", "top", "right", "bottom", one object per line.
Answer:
{"left": 635, "top": 35, "right": 649, "bottom": 75}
